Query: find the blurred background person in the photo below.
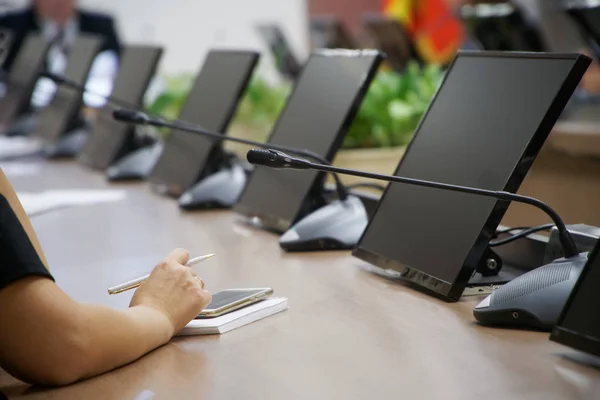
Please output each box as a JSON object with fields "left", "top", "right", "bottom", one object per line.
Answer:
{"left": 0, "top": 0, "right": 122, "bottom": 109}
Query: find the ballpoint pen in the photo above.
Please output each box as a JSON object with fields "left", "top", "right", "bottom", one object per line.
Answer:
{"left": 107, "top": 253, "right": 216, "bottom": 295}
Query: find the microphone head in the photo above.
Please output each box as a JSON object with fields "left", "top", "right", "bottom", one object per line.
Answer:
{"left": 247, "top": 149, "right": 311, "bottom": 170}
{"left": 112, "top": 109, "right": 150, "bottom": 125}
{"left": 247, "top": 149, "right": 280, "bottom": 167}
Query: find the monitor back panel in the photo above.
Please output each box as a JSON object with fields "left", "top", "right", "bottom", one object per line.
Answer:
{"left": 34, "top": 35, "right": 102, "bottom": 144}
{"left": 77, "top": 45, "right": 163, "bottom": 170}
{"left": 354, "top": 51, "right": 590, "bottom": 301}
{"left": 147, "top": 50, "right": 260, "bottom": 196}
{"left": 0, "top": 34, "right": 49, "bottom": 130}
{"left": 234, "top": 50, "right": 383, "bottom": 232}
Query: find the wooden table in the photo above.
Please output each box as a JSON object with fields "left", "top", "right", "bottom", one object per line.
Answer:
{"left": 1, "top": 160, "right": 599, "bottom": 400}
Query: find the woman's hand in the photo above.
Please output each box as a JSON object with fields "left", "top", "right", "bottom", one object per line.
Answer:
{"left": 130, "top": 248, "right": 212, "bottom": 334}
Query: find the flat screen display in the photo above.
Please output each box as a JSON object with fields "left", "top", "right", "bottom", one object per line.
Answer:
{"left": 77, "top": 45, "right": 163, "bottom": 170}
{"left": 552, "top": 243, "right": 600, "bottom": 358}
{"left": 0, "top": 29, "right": 13, "bottom": 70}
{"left": 0, "top": 35, "right": 49, "bottom": 129}
{"left": 566, "top": 6, "right": 600, "bottom": 59}
{"left": 310, "top": 17, "right": 356, "bottom": 49}
{"left": 34, "top": 35, "right": 102, "bottom": 144}
{"left": 234, "top": 50, "right": 383, "bottom": 232}
{"left": 362, "top": 16, "right": 416, "bottom": 70}
{"left": 354, "top": 52, "right": 589, "bottom": 301}
{"left": 147, "top": 50, "right": 259, "bottom": 196}
{"left": 256, "top": 25, "right": 302, "bottom": 80}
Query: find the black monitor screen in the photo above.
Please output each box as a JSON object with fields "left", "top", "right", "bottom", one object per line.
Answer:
{"left": 35, "top": 35, "right": 102, "bottom": 143}
{"left": 77, "top": 46, "right": 163, "bottom": 170}
{"left": 551, "top": 244, "right": 600, "bottom": 358}
{"left": 310, "top": 17, "right": 356, "bottom": 49}
{"left": 0, "top": 35, "right": 49, "bottom": 128}
{"left": 354, "top": 52, "right": 589, "bottom": 301}
{"left": 234, "top": 50, "right": 383, "bottom": 232}
{"left": 362, "top": 16, "right": 416, "bottom": 70}
{"left": 256, "top": 25, "right": 302, "bottom": 80}
{"left": 567, "top": 6, "right": 600, "bottom": 59}
{"left": 147, "top": 50, "right": 259, "bottom": 196}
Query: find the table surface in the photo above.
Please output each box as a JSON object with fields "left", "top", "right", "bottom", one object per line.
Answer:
{"left": 1, "top": 160, "right": 600, "bottom": 400}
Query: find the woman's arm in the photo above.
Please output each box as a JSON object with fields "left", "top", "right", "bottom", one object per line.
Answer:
{"left": 0, "top": 169, "right": 211, "bottom": 386}
{"left": 0, "top": 249, "right": 211, "bottom": 386}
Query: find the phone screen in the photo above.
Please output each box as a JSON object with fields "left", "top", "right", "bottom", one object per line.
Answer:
{"left": 202, "top": 289, "right": 270, "bottom": 312}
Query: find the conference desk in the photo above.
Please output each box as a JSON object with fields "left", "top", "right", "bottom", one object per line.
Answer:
{"left": 1, "top": 161, "right": 600, "bottom": 400}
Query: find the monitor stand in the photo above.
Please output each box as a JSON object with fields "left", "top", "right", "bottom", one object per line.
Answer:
{"left": 43, "top": 125, "right": 91, "bottom": 158}
{"left": 279, "top": 195, "right": 369, "bottom": 252}
{"left": 178, "top": 160, "right": 248, "bottom": 210}
{"left": 106, "top": 141, "right": 163, "bottom": 181}
{"left": 4, "top": 112, "right": 39, "bottom": 137}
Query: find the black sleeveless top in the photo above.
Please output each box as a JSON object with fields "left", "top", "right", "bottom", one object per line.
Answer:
{"left": 0, "top": 194, "right": 53, "bottom": 291}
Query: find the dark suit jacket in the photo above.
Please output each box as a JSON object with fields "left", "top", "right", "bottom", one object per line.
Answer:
{"left": 0, "top": 7, "right": 121, "bottom": 71}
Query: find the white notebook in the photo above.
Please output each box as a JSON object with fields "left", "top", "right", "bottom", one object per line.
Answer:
{"left": 177, "top": 297, "right": 288, "bottom": 336}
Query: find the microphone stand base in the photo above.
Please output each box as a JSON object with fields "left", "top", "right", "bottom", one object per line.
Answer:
{"left": 178, "top": 162, "right": 247, "bottom": 210}
{"left": 4, "top": 112, "right": 39, "bottom": 137}
{"left": 279, "top": 195, "right": 368, "bottom": 252}
{"left": 106, "top": 142, "right": 163, "bottom": 181}
{"left": 473, "top": 253, "right": 588, "bottom": 331}
{"left": 44, "top": 127, "right": 90, "bottom": 158}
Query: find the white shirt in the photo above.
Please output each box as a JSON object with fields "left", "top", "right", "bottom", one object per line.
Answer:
{"left": 30, "top": 16, "right": 119, "bottom": 109}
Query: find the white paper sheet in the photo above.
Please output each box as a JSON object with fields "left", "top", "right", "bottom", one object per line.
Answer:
{"left": 17, "top": 189, "right": 127, "bottom": 216}
{"left": 0, "top": 162, "right": 43, "bottom": 177}
{"left": 177, "top": 297, "right": 289, "bottom": 336}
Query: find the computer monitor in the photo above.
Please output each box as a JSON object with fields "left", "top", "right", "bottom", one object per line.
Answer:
{"left": 77, "top": 45, "right": 163, "bottom": 170}
{"left": 0, "top": 34, "right": 49, "bottom": 131}
{"left": 33, "top": 35, "right": 102, "bottom": 145}
{"left": 458, "top": 2, "right": 546, "bottom": 52}
{"left": 234, "top": 49, "right": 383, "bottom": 233}
{"left": 147, "top": 50, "right": 259, "bottom": 197}
{"left": 551, "top": 242, "right": 600, "bottom": 359}
{"left": 564, "top": 3, "right": 600, "bottom": 60}
{"left": 256, "top": 24, "right": 302, "bottom": 80}
{"left": 0, "top": 29, "right": 13, "bottom": 70}
{"left": 362, "top": 14, "right": 417, "bottom": 70}
{"left": 310, "top": 16, "right": 357, "bottom": 49}
{"left": 353, "top": 51, "right": 589, "bottom": 302}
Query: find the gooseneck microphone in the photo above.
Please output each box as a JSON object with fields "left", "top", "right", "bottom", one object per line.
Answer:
{"left": 41, "top": 71, "right": 138, "bottom": 110}
{"left": 247, "top": 149, "right": 579, "bottom": 258}
{"left": 248, "top": 148, "right": 589, "bottom": 332}
{"left": 112, "top": 108, "right": 350, "bottom": 201}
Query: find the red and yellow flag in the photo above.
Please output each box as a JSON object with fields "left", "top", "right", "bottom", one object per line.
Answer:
{"left": 383, "top": 0, "right": 463, "bottom": 65}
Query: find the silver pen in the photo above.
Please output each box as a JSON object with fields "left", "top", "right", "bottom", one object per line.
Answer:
{"left": 107, "top": 253, "right": 216, "bottom": 295}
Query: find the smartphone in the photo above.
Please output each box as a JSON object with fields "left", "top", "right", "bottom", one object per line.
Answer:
{"left": 196, "top": 288, "right": 273, "bottom": 318}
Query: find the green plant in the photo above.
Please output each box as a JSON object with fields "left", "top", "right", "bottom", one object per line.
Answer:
{"left": 344, "top": 61, "right": 443, "bottom": 149}
{"left": 146, "top": 73, "right": 195, "bottom": 121}
{"left": 231, "top": 76, "right": 291, "bottom": 131}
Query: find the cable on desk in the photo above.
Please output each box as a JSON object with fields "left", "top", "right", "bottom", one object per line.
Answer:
{"left": 489, "top": 223, "right": 555, "bottom": 247}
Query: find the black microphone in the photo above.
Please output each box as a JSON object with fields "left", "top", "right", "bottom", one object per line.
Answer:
{"left": 112, "top": 108, "right": 350, "bottom": 201}
{"left": 247, "top": 149, "right": 580, "bottom": 258}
